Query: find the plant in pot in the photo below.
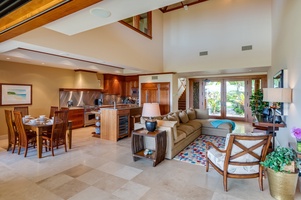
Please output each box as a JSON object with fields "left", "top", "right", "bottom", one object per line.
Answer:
{"left": 249, "top": 89, "right": 269, "bottom": 122}
{"left": 261, "top": 146, "right": 300, "bottom": 200}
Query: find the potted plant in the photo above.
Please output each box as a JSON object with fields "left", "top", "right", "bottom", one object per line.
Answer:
{"left": 249, "top": 89, "right": 269, "bottom": 121}
{"left": 261, "top": 146, "right": 299, "bottom": 200}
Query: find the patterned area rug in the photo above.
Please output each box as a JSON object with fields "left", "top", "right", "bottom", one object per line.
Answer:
{"left": 173, "top": 135, "right": 226, "bottom": 166}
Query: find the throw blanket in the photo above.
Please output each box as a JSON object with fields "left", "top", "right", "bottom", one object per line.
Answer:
{"left": 210, "top": 119, "right": 236, "bottom": 130}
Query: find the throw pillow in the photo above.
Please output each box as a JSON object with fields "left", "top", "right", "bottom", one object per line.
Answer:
{"left": 179, "top": 110, "right": 189, "bottom": 123}
{"left": 186, "top": 108, "right": 196, "bottom": 120}
{"left": 167, "top": 113, "right": 180, "bottom": 126}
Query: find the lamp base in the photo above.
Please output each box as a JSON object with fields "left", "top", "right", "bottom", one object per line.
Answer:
{"left": 145, "top": 120, "right": 157, "bottom": 132}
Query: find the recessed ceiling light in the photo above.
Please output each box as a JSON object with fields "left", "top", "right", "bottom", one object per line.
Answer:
{"left": 6, "top": 57, "right": 10, "bottom": 60}
{"left": 90, "top": 7, "right": 111, "bottom": 18}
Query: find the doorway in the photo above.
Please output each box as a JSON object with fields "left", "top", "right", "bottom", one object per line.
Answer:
{"left": 189, "top": 75, "right": 267, "bottom": 122}
{"left": 204, "top": 79, "right": 246, "bottom": 120}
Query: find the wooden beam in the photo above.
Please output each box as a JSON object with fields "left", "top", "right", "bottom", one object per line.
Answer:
{"left": 0, "top": 0, "right": 102, "bottom": 43}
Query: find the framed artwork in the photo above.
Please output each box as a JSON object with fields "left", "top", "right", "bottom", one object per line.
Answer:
{"left": 0, "top": 83, "right": 32, "bottom": 106}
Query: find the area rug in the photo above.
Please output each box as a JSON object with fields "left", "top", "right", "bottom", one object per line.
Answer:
{"left": 173, "top": 135, "right": 226, "bottom": 166}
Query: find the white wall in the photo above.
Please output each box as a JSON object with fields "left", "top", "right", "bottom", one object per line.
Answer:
{"left": 271, "top": 0, "right": 301, "bottom": 147}
{"left": 14, "top": 10, "right": 164, "bottom": 74}
{"left": 139, "top": 74, "right": 178, "bottom": 112}
{"left": 163, "top": 0, "right": 272, "bottom": 73}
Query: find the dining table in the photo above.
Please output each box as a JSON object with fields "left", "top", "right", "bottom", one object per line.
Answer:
{"left": 24, "top": 118, "right": 72, "bottom": 158}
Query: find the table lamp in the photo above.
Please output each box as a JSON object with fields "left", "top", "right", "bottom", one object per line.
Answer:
{"left": 263, "top": 88, "right": 292, "bottom": 150}
{"left": 142, "top": 103, "right": 161, "bottom": 132}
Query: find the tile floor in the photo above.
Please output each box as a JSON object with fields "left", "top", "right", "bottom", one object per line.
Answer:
{"left": 0, "top": 122, "right": 300, "bottom": 200}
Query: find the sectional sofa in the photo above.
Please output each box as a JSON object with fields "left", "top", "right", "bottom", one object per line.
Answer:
{"left": 134, "top": 108, "right": 234, "bottom": 159}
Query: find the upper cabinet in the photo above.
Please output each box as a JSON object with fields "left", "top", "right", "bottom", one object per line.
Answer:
{"left": 104, "top": 74, "right": 124, "bottom": 95}
{"left": 104, "top": 74, "right": 138, "bottom": 96}
{"left": 124, "top": 76, "right": 139, "bottom": 97}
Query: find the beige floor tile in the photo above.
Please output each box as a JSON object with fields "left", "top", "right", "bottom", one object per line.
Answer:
{"left": 37, "top": 173, "right": 74, "bottom": 190}
{"left": 112, "top": 181, "right": 150, "bottom": 200}
{"left": 113, "top": 165, "right": 143, "bottom": 180}
{"left": 68, "top": 186, "right": 121, "bottom": 200}
{"left": 76, "top": 169, "right": 108, "bottom": 185}
{"left": 92, "top": 172, "right": 128, "bottom": 193}
{"left": 51, "top": 179, "right": 90, "bottom": 199}
{"left": 62, "top": 164, "right": 93, "bottom": 178}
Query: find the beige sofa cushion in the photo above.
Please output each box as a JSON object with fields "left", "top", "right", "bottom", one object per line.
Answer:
{"left": 186, "top": 108, "right": 196, "bottom": 120}
{"left": 174, "top": 129, "right": 187, "bottom": 144}
{"left": 179, "top": 110, "right": 189, "bottom": 123}
{"left": 195, "top": 109, "right": 209, "bottom": 119}
{"left": 185, "top": 120, "right": 202, "bottom": 130}
{"left": 177, "top": 124, "right": 196, "bottom": 136}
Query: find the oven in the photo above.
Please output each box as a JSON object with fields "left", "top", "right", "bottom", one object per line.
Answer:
{"left": 84, "top": 112, "right": 97, "bottom": 126}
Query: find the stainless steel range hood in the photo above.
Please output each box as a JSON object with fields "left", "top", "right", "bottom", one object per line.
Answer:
{"left": 74, "top": 70, "right": 102, "bottom": 89}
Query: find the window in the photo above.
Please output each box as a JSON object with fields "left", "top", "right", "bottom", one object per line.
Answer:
{"left": 119, "top": 12, "right": 152, "bottom": 39}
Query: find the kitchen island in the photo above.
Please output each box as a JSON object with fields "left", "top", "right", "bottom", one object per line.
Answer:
{"left": 100, "top": 105, "right": 142, "bottom": 142}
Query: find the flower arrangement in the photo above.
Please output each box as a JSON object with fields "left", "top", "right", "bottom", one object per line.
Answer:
{"left": 291, "top": 127, "right": 301, "bottom": 140}
{"left": 291, "top": 127, "right": 301, "bottom": 152}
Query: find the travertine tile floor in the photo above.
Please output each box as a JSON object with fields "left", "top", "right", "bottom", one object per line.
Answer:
{"left": 0, "top": 122, "right": 300, "bottom": 200}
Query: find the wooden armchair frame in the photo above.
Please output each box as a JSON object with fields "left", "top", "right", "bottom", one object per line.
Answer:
{"left": 206, "top": 134, "right": 272, "bottom": 191}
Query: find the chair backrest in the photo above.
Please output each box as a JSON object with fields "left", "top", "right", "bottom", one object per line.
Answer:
{"left": 51, "top": 110, "right": 69, "bottom": 141}
{"left": 49, "top": 106, "right": 59, "bottom": 118}
{"left": 224, "top": 133, "right": 271, "bottom": 173}
{"left": 13, "top": 111, "right": 28, "bottom": 147}
{"left": 14, "top": 106, "right": 29, "bottom": 117}
{"left": 4, "top": 110, "right": 18, "bottom": 145}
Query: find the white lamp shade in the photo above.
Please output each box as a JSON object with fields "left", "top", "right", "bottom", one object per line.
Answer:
{"left": 142, "top": 103, "right": 161, "bottom": 117}
{"left": 263, "top": 88, "right": 292, "bottom": 103}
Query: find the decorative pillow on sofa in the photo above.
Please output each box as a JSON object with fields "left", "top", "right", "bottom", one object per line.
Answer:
{"left": 195, "top": 109, "right": 209, "bottom": 119}
{"left": 167, "top": 112, "right": 180, "bottom": 126}
{"left": 179, "top": 110, "right": 189, "bottom": 123}
{"left": 186, "top": 108, "right": 196, "bottom": 120}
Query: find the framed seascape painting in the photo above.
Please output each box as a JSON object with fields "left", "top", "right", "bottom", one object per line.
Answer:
{"left": 0, "top": 84, "right": 32, "bottom": 106}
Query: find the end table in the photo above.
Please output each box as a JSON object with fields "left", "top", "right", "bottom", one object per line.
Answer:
{"left": 131, "top": 128, "right": 166, "bottom": 167}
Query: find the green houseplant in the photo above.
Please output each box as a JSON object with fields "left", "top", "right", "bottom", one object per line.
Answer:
{"left": 261, "top": 147, "right": 299, "bottom": 200}
{"left": 249, "top": 89, "right": 269, "bottom": 121}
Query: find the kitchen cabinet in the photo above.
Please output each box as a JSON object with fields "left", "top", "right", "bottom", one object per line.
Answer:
{"left": 124, "top": 76, "right": 139, "bottom": 97}
{"left": 103, "top": 74, "right": 125, "bottom": 95}
{"left": 141, "top": 82, "right": 170, "bottom": 115}
{"left": 101, "top": 108, "right": 130, "bottom": 142}
{"left": 63, "top": 108, "right": 84, "bottom": 129}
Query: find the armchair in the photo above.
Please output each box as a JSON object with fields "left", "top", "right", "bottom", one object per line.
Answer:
{"left": 206, "top": 133, "right": 272, "bottom": 191}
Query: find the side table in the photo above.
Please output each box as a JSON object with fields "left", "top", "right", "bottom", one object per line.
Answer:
{"left": 131, "top": 128, "right": 167, "bottom": 167}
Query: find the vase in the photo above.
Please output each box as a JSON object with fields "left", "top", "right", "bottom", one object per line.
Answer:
{"left": 297, "top": 140, "right": 301, "bottom": 152}
{"left": 267, "top": 168, "right": 298, "bottom": 200}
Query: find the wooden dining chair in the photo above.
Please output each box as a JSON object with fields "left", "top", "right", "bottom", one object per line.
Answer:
{"left": 49, "top": 106, "right": 59, "bottom": 119}
{"left": 206, "top": 133, "right": 272, "bottom": 191}
{"left": 13, "top": 111, "right": 36, "bottom": 157}
{"left": 42, "top": 110, "right": 69, "bottom": 156}
{"left": 4, "top": 110, "right": 19, "bottom": 153}
{"left": 14, "top": 106, "right": 29, "bottom": 117}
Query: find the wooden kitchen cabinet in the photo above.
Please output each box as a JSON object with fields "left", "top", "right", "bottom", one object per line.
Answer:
{"left": 124, "top": 75, "right": 139, "bottom": 97}
{"left": 65, "top": 108, "right": 84, "bottom": 129}
{"left": 101, "top": 108, "right": 130, "bottom": 142}
{"left": 103, "top": 74, "right": 125, "bottom": 95}
{"left": 141, "top": 82, "right": 170, "bottom": 115}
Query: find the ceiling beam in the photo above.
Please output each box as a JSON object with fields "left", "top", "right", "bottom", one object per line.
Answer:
{"left": 0, "top": 0, "right": 102, "bottom": 43}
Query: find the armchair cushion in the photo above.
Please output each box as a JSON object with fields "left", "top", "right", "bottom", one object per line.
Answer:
{"left": 208, "top": 132, "right": 268, "bottom": 174}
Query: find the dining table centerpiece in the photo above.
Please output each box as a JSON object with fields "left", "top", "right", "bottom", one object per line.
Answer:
{"left": 291, "top": 127, "right": 301, "bottom": 152}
